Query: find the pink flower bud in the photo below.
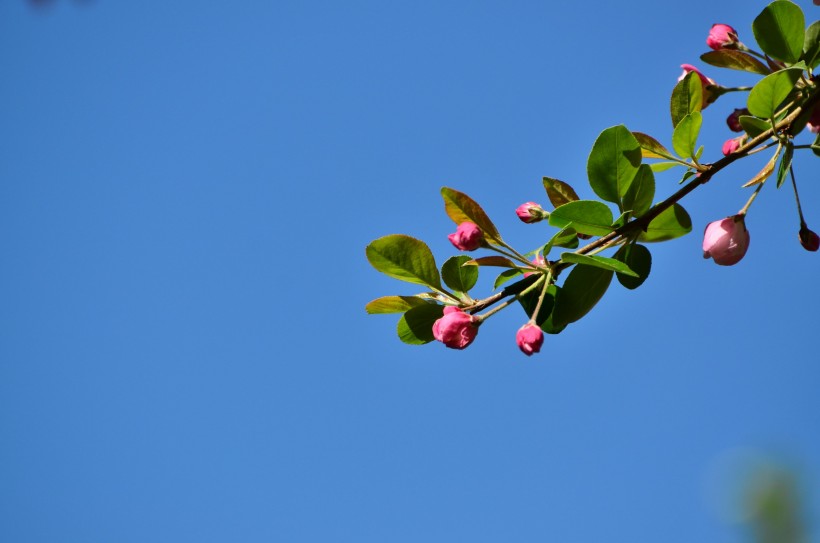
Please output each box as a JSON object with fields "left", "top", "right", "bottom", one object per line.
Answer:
{"left": 807, "top": 104, "right": 820, "bottom": 134}
{"left": 706, "top": 24, "right": 739, "bottom": 50}
{"left": 516, "top": 202, "right": 545, "bottom": 223}
{"left": 679, "top": 64, "right": 712, "bottom": 86}
{"left": 523, "top": 254, "right": 546, "bottom": 278}
{"left": 702, "top": 215, "right": 750, "bottom": 266}
{"left": 516, "top": 323, "right": 544, "bottom": 356}
{"left": 722, "top": 137, "right": 741, "bottom": 156}
{"left": 447, "top": 221, "right": 483, "bottom": 251}
{"left": 799, "top": 226, "right": 820, "bottom": 252}
{"left": 726, "top": 108, "right": 748, "bottom": 132}
{"left": 679, "top": 64, "right": 718, "bottom": 109}
{"left": 432, "top": 306, "right": 479, "bottom": 349}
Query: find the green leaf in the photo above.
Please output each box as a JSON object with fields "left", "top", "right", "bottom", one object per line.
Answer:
{"left": 518, "top": 284, "right": 564, "bottom": 334}
{"left": 559, "top": 253, "right": 638, "bottom": 277}
{"left": 678, "top": 170, "right": 697, "bottom": 185}
{"left": 542, "top": 177, "right": 580, "bottom": 208}
{"left": 621, "top": 164, "right": 655, "bottom": 217}
{"left": 672, "top": 112, "right": 703, "bottom": 159}
{"left": 440, "top": 187, "right": 502, "bottom": 244}
{"left": 366, "top": 234, "right": 442, "bottom": 289}
{"left": 543, "top": 225, "right": 579, "bottom": 255}
{"left": 639, "top": 203, "right": 692, "bottom": 242}
{"left": 752, "top": 0, "right": 806, "bottom": 64}
{"left": 613, "top": 244, "right": 651, "bottom": 290}
{"left": 632, "top": 131, "right": 674, "bottom": 160}
{"left": 494, "top": 269, "right": 522, "bottom": 290}
{"left": 366, "top": 296, "right": 433, "bottom": 314}
{"left": 813, "top": 133, "right": 820, "bottom": 157}
{"left": 586, "top": 125, "right": 642, "bottom": 209}
{"left": 397, "top": 303, "right": 445, "bottom": 345}
{"left": 548, "top": 200, "right": 615, "bottom": 237}
{"left": 775, "top": 143, "right": 794, "bottom": 189}
{"left": 803, "top": 20, "right": 820, "bottom": 69}
{"left": 747, "top": 68, "right": 804, "bottom": 119}
{"left": 739, "top": 115, "right": 771, "bottom": 138}
{"left": 441, "top": 255, "right": 478, "bottom": 293}
{"left": 552, "top": 265, "right": 613, "bottom": 326}
{"left": 670, "top": 71, "right": 703, "bottom": 128}
{"left": 650, "top": 162, "right": 681, "bottom": 173}
{"left": 699, "top": 50, "right": 771, "bottom": 75}
{"left": 463, "top": 256, "right": 517, "bottom": 268}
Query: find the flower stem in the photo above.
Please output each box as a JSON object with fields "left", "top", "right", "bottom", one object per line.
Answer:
{"left": 527, "top": 269, "right": 554, "bottom": 325}
{"left": 744, "top": 48, "right": 780, "bottom": 68}
{"left": 477, "top": 275, "right": 545, "bottom": 321}
{"left": 738, "top": 182, "right": 765, "bottom": 216}
{"left": 745, "top": 141, "right": 779, "bottom": 155}
{"left": 490, "top": 242, "right": 536, "bottom": 267}
{"left": 583, "top": 235, "right": 627, "bottom": 256}
{"left": 789, "top": 166, "right": 807, "bottom": 228}
{"left": 435, "top": 287, "right": 463, "bottom": 303}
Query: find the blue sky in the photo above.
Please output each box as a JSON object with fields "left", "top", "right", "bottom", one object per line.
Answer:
{"left": 1, "top": 1, "right": 819, "bottom": 541}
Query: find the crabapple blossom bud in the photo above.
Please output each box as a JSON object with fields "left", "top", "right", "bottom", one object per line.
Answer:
{"left": 706, "top": 24, "right": 739, "bottom": 50}
{"left": 523, "top": 255, "right": 546, "bottom": 278}
{"left": 432, "top": 306, "right": 479, "bottom": 349}
{"left": 722, "top": 137, "right": 741, "bottom": 156}
{"left": 679, "top": 64, "right": 718, "bottom": 109}
{"left": 447, "top": 221, "right": 483, "bottom": 251}
{"left": 516, "top": 202, "right": 545, "bottom": 223}
{"left": 799, "top": 226, "right": 820, "bottom": 252}
{"left": 516, "top": 323, "right": 544, "bottom": 356}
{"left": 702, "top": 215, "right": 750, "bottom": 266}
{"left": 726, "top": 108, "right": 748, "bottom": 132}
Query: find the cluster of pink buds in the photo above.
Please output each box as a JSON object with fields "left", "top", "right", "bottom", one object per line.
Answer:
{"left": 448, "top": 221, "right": 483, "bottom": 251}
{"left": 432, "top": 306, "right": 546, "bottom": 357}
{"left": 436, "top": 207, "right": 552, "bottom": 355}
{"left": 702, "top": 215, "right": 750, "bottom": 266}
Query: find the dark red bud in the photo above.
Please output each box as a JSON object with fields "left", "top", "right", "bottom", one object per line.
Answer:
{"left": 799, "top": 226, "right": 820, "bottom": 252}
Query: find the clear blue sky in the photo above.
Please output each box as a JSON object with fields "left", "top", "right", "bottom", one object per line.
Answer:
{"left": 1, "top": 1, "right": 818, "bottom": 541}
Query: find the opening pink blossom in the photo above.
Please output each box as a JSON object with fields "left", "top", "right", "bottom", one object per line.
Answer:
{"left": 703, "top": 215, "right": 750, "bottom": 266}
